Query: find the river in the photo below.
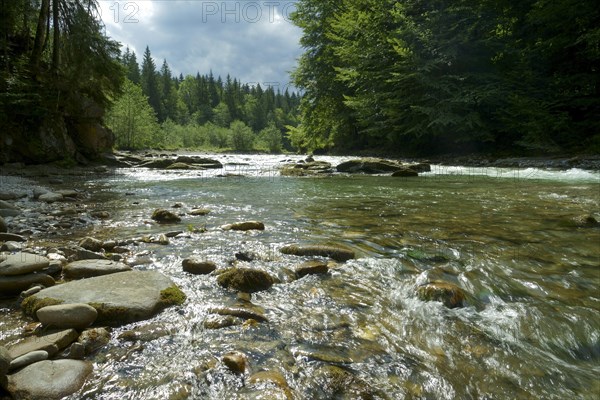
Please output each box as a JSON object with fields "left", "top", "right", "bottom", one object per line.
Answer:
{"left": 2, "top": 155, "right": 599, "bottom": 399}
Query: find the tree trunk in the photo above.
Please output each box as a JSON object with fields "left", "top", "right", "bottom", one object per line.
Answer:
{"left": 30, "top": 0, "right": 50, "bottom": 71}
{"left": 51, "top": 0, "right": 59, "bottom": 74}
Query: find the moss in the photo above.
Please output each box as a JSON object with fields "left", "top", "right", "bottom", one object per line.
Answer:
{"left": 89, "top": 302, "right": 134, "bottom": 326}
{"left": 21, "top": 297, "right": 63, "bottom": 316}
{"left": 159, "top": 286, "right": 187, "bottom": 307}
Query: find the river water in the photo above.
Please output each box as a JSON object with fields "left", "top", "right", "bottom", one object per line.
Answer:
{"left": 4, "top": 155, "right": 600, "bottom": 399}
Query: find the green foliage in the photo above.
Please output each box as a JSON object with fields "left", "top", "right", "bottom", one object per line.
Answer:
{"left": 291, "top": 0, "right": 600, "bottom": 155}
{"left": 106, "top": 79, "right": 159, "bottom": 149}
{"left": 229, "top": 120, "right": 255, "bottom": 151}
{"left": 258, "top": 123, "right": 283, "bottom": 153}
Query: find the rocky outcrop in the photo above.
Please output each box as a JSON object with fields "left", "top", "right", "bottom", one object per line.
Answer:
{"left": 21, "top": 270, "right": 186, "bottom": 326}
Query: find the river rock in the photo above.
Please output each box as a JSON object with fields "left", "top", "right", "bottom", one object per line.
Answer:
{"left": 6, "top": 360, "right": 92, "bottom": 400}
{"left": 223, "top": 221, "right": 265, "bottom": 231}
{"left": 9, "top": 350, "right": 48, "bottom": 371}
{"left": 60, "top": 342, "right": 85, "bottom": 360}
{"left": 91, "top": 211, "right": 110, "bottom": 219}
{"left": 0, "top": 346, "right": 10, "bottom": 378}
{"left": 296, "top": 260, "right": 329, "bottom": 278}
{"left": 78, "top": 237, "right": 104, "bottom": 252}
{"left": 281, "top": 161, "right": 333, "bottom": 176}
{"left": 572, "top": 214, "right": 600, "bottom": 228}
{"left": 0, "top": 233, "right": 27, "bottom": 242}
{"left": 151, "top": 208, "right": 181, "bottom": 224}
{"left": 0, "top": 192, "right": 26, "bottom": 201}
{"left": 118, "top": 323, "right": 171, "bottom": 342}
{"left": 175, "top": 156, "right": 223, "bottom": 168}
{"left": 0, "top": 253, "right": 50, "bottom": 276}
{"left": 392, "top": 167, "right": 419, "bottom": 177}
{"left": 38, "top": 192, "right": 64, "bottom": 203}
{"left": 21, "top": 270, "right": 186, "bottom": 326}
{"left": 37, "top": 303, "right": 98, "bottom": 330}
{"left": 217, "top": 268, "right": 274, "bottom": 293}
{"left": 8, "top": 329, "right": 79, "bottom": 359}
{"left": 409, "top": 163, "right": 431, "bottom": 172}
{"left": 78, "top": 328, "right": 111, "bottom": 354}
{"left": 63, "top": 259, "right": 131, "bottom": 279}
{"left": 0, "top": 200, "right": 19, "bottom": 210}
{"left": 1, "top": 241, "right": 22, "bottom": 252}
{"left": 139, "top": 159, "right": 174, "bottom": 169}
{"left": 190, "top": 209, "right": 211, "bottom": 216}
{"left": 0, "top": 273, "right": 55, "bottom": 297}
{"left": 182, "top": 258, "right": 217, "bottom": 275}
{"left": 222, "top": 351, "right": 248, "bottom": 374}
{"left": 0, "top": 216, "right": 6, "bottom": 233}
{"left": 166, "top": 162, "right": 194, "bottom": 170}
{"left": 280, "top": 244, "right": 355, "bottom": 262}
{"left": 417, "top": 281, "right": 466, "bottom": 308}
{"left": 337, "top": 158, "right": 401, "bottom": 174}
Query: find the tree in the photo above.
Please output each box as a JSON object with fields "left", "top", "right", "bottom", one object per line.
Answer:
{"left": 106, "top": 79, "right": 159, "bottom": 149}
{"left": 141, "top": 46, "right": 163, "bottom": 121}
{"left": 229, "top": 120, "right": 254, "bottom": 151}
{"left": 259, "top": 123, "right": 282, "bottom": 153}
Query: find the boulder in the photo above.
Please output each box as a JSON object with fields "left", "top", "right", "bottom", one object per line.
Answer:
{"left": 0, "top": 192, "right": 26, "bottom": 201}
{"left": 222, "top": 351, "right": 248, "bottom": 374}
{"left": 0, "top": 216, "right": 6, "bottom": 233}
{"left": 0, "top": 253, "right": 50, "bottom": 276}
{"left": 222, "top": 221, "right": 265, "bottom": 231}
{"left": 63, "top": 259, "right": 131, "bottom": 280}
{"left": 118, "top": 324, "right": 170, "bottom": 342}
{"left": 60, "top": 342, "right": 85, "bottom": 360}
{"left": 8, "top": 329, "right": 79, "bottom": 359}
{"left": 281, "top": 161, "right": 333, "bottom": 176}
{"left": 280, "top": 245, "right": 355, "bottom": 262}
{"left": 6, "top": 360, "right": 92, "bottom": 400}
{"left": 21, "top": 271, "right": 186, "bottom": 326}
{"left": 151, "top": 209, "right": 181, "bottom": 224}
{"left": 78, "top": 237, "right": 104, "bottom": 252}
{"left": 190, "top": 209, "right": 211, "bottom": 216}
{"left": 78, "top": 328, "right": 111, "bottom": 354}
{"left": 296, "top": 260, "right": 329, "bottom": 278}
{"left": 409, "top": 163, "right": 431, "bottom": 172}
{"left": 392, "top": 168, "right": 419, "bottom": 177}
{"left": 9, "top": 350, "right": 48, "bottom": 371}
{"left": 0, "top": 273, "right": 55, "bottom": 297}
{"left": 175, "top": 156, "right": 223, "bottom": 169}
{"left": 416, "top": 281, "right": 466, "bottom": 309}
{"left": 182, "top": 258, "right": 217, "bottom": 275}
{"left": 336, "top": 158, "right": 401, "bottom": 174}
{"left": 217, "top": 268, "right": 274, "bottom": 293}
{"left": 90, "top": 210, "right": 110, "bottom": 219}
{"left": 36, "top": 303, "right": 98, "bottom": 330}
{"left": 38, "top": 192, "right": 64, "bottom": 203}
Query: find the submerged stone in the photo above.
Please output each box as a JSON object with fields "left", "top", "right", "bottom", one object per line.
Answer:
{"left": 223, "top": 221, "right": 265, "bottom": 231}
{"left": 417, "top": 281, "right": 466, "bottom": 309}
{"left": 280, "top": 244, "right": 355, "bottom": 262}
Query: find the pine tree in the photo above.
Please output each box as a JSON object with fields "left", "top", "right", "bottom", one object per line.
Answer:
{"left": 141, "top": 46, "right": 163, "bottom": 121}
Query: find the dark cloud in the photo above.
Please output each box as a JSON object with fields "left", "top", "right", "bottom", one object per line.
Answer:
{"left": 98, "top": 1, "right": 301, "bottom": 87}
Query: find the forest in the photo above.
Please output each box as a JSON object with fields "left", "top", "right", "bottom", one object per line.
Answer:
{"left": 290, "top": 0, "right": 600, "bottom": 155}
{"left": 1, "top": 0, "right": 598, "bottom": 162}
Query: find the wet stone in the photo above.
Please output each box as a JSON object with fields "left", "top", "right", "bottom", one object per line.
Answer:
{"left": 223, "top": 221, "right": 265, "bottom": 231}
{"left": 182, "top": 258, "right": 217, "bottom": 275}
{"left": 151, "top": 209, "right": 181, "bottom": 224}
{"left": 222, "top": 351, "right": 248, "bottom": 374}
{"left": 63, "top": 259, "right": 131, "bottom": 279}
{"left": 280, "top": 244, "right": 355, "bottom": 262}
{"left": 0, "top": 273, "right": 55, "bottom": 297}
{"left": 8, "top": 329, "right": 79, "bottom": 359}
{"left": 9, "top": 350, "right": 48, "bottom": 372}
{"left": 295, "top": 260, "right": 329, "bottom": 278}
{"left": 217, "top": 268, "right": 274, "bottom": 293}
{"left": 78, "top": 328, "right": 111, "bottom": 355}
{"left": 78, "top": 237, "right": 104, "bottom": 252}
{"left": 36, "top": 303, "right": 98, "bottom": 330}
{"left": 417, "top": 281, "right": 466, "bottom": 309}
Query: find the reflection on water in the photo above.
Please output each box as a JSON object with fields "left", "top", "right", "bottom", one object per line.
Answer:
{"left": 4, "top": 156, "right": 600, "bottom": 399}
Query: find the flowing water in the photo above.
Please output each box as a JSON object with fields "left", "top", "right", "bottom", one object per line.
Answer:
{"left": 2, "top": 155, "right": 600, "bottom": 399}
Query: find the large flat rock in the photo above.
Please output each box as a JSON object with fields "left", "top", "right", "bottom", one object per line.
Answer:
{"left": 0, "top": 253, "right": 49, "bottom": 276}
{"left": 21, "top": 271, "right": 186, "bottom": 326}
{"left": 6, "top": 360, "right": 92, "bottom": 400}
{"left": 63, "top": 259, "right": 131, "bottom": 280}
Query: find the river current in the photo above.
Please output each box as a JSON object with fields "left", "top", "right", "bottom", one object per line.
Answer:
{"left": 3, "top": 155, "right": 600, "bottom": 399}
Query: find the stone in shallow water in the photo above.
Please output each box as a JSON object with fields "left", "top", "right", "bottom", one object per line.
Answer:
{"left": 63, "top": 259, "right": 131, "bottom": 279}
{"left": 0, "top": 273, "right": 55, "bottom": 297}
{"left": 6, "top": 360, "right": 92, "bottom": 400}
{"left": 0, "top": 253, "right": 50, "bottom": 276}
{"left": 222, "top": 351, "right": 248, "bottom": 374}
{"left": 1, "top": 232, "right": 27, "bottom": 243}
{"left": 182, "top": 258, "right": 216, "bottom": 275}
{"left": 217, "top": 268, "right": 274, "bottom": 293}
{"left": 0, "top": 216, "right": 7, "bottom": 233}
{"left": 417, "top": 281, "right": 466, "bottom": 309}
{"left": 78, "top": 237, "right": 104, "bottom": 252}
{"left": 8, "top": 329, "right": 79, "bottom": 359}
{"left": 295, "top": 260, "right": 329, "bottom": 278}
{"left": 151, "top": 209, "right": 181, "bottom": 224}
{"left": 280, "top": 244, "right": 355, "bottom": 262}
{"left": 78, "top": 328, "right": 111, "bottom": 355}
{"left": 36, "top": 303, "right": 98, "bottom": 330}
{"left": 222, "top": 221, "right": 265, "bottom": 231}
{"left": 21, "top": 270, "right": 186, "bottom": 326}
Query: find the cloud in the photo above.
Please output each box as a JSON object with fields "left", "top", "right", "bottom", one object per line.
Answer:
{"left": 97, "top": 1, "right": 302, "bottom": 89}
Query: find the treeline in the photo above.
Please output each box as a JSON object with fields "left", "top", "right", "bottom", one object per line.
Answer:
{"left": 106, "top": 46, "right": 301, "bottom": 151}
{"left": 290, "top": 0, "right": 600, "bottom": 155}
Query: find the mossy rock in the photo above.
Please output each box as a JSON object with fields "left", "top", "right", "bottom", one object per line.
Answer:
{"left": 280, "top": 244, "right": 355, "bottom": 262}
{"left": 217, "top": 268, "right": 274, "bottom": 293}
{"left": 21, "top": 297, "right": 64, "bottom": 316}
{"left": 159, "top": 286, "right": 187, "bottom": 307}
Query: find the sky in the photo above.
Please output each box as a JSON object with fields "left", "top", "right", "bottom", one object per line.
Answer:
{"left": 97, "top": 1, "right": 303, "bottom": 91}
